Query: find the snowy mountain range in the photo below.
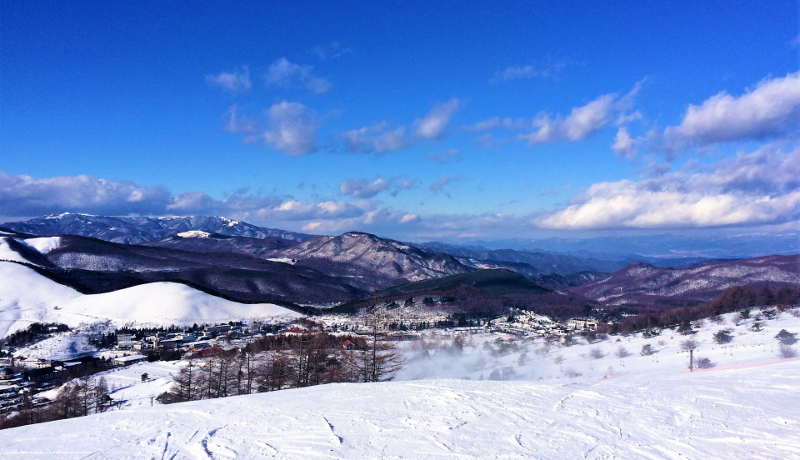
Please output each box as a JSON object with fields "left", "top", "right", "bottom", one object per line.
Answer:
{"left": 2, "top": 213, "right": 314, "bottom": 245}
{"left": 2, "top": 213, "right": 799, "bottom": 312}
{"left": 573, "top": 255, "right": 800, "bottom": 307}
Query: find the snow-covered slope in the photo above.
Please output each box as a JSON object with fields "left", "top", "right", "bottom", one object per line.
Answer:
{"left": 276, "top": 232, "right": 473, "bottom": 288}
{"left": 2, "top": 357, "right": 799, "bottom": 459}
{"left": 0, "top": 261, "right": 301, "bottom": 337}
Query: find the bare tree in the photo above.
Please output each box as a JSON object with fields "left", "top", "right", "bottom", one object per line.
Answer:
{"left": 358, "top": 315, "right": 404, "bottom": 382}
{"left": 680, "top": 339, "right": 697, "bottom": 352}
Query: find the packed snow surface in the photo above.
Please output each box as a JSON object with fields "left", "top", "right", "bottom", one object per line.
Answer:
{"left": 4, "top": 310, "right": 800, "bottom": 458}
{"left": 0, "top": 261, "right": 301, "bottom": 337}
{"left": 2, "top": 359, "right": 800, "bottom": 459}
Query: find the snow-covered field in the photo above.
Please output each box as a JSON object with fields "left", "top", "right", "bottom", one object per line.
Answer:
{"left": 2, "top": 356, "right": 799, "bottom": 459}
{"left": 0, "top": 261, "right": 301, "bottom": 337}
{"left": 2, "top": 309, "right": 799, "bottom": 459}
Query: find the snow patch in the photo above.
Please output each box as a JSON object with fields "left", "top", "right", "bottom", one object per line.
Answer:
{"left": 176, "top": 230, "right": 212, "bottom": 238}
{"left": 19, "top": 236, "right": 62, "bottom": 254}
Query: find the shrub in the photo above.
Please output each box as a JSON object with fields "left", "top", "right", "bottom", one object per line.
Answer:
{"left": 615, "top": 346, "right": 630, "bottom": 358}
{"left": 713, "top": 330, "right": 732, "bottom": 344}
{"left": 696, "top": 357, "right": 713, "bottom": 369}
{"left": 589, "top": 348, "right": 605, "bottom": 359}
{"left": 640, "top": 344, "right": 653, "bottom": 356}
{"left": 775, "top": 330, "right": 798, "bottom": 345}
{"left": 680, "top": 339, "right": 697, "bottom": 351}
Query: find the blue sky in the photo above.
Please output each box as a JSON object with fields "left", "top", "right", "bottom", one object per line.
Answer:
{"left": 1, "top": 1, "right": 798, "bottom": 241}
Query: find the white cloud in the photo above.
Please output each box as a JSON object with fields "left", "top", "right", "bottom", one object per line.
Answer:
{"left": 339, "top": 178, "right": 393, "bottom": 199}
{"left": 414, "top": 99, "right": 461, "bottom": 140}
{"left": 523, "top": 94, "right": 617, "bottom": 144}
{"left": 262, "top": 101, "right": 318, "bottom": 155}
{"left": 471, "top": 84, "right": 642, "bottom": 146}
{"left": 538, "top": 145, "right": 800, "bottom": 229}
{"left": 311, "top": 42, "right": 352, "bottom": 60}
{"left": 341, "top": 123, "right": 407, "bottom": 153}
{"left": 430, "top": 174, "right": 464, "bottom": 193}
{"left": 265, "top": 58, "right": 330, "bottom": 94}
{"left": 490, "top": 58, "right": 573, "bottom": 83}
{"left": 256, "top": 200, "right": 363, "bottom": 221}
{"left": 611, "top": 127, "right": 637, "bottom": 160}
{"left": 205, "top": 68, "right": 252, "bottom": 93}
{"left": 663, "top": 72, "right": 800, "bottom": 149}
{"left": 468, "top": 117, "right": 529, "bottom": 132}
{"left": 223, "top": 105, "right": 256, "bottom": 134}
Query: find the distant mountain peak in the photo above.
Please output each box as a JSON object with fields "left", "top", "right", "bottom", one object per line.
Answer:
{"left": 1, "top": 214, "right": 315, "bottom": 245}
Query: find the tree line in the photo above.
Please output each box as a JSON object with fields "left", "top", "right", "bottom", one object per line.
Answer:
{"left": 161, "top": 326, "right": 403, "bottom": 404}
{"left": 599, "top": 285, "right": 800, "bottom": 335}
{"left": 0, "top": 376, "right": 112, "bottom": 430}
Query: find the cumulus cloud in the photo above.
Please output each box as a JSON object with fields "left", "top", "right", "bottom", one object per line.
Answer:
{"left": 0, "top": 171, "right": 173, "bottom": 217}
{"left": 538, "top": 145, "right": 800, "bottom": 229}
{"left": 205, "top": 68, "right": 252, "bottom": 93}
{"left": 471, "top": 84, "right": 641, "bottom": 146}
{"left": 339, "top": 178, "right": 393, "bottom": 199}
{"left": 265, "top": 58, "right": 330, "bottom": 94}
{"left": 522, "top": 94, "right": 617, "bottom": 144}
{"left": 414, "top": 99, "right": 461, "bottom": 140}
{"left": 0, "top": 171, "right": 291, "bottom": 219}
{"left": 0, "top": 171, "right": 379, "bottom": 230}
{"left": 256, "top": 200, "right": 363, "bottom": 221}
{"left": 262, "top": 101, "right": 318, "bottom": 155}
{"left": 663, "top": 72, "right": 800, "bottom": 150}
{"left": 341, "top": 123, "right": 407, "bottom": 153}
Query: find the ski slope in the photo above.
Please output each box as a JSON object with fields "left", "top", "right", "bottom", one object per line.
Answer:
{"left": 1, "top": 358, "right": 799, "bottom": 459}
{"left": 0, "top": 261, "right": 301, "bottom": 337}
{"left": 3, "top": 310, "right": 800, "bottom": 459}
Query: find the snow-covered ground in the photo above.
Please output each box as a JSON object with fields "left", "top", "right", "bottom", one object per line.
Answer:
{"left": 395, "top": 309, "right": 800, "bottom": 383}
{"left": 2, "top": 356, "right": 799, "bottom": 458}
{"left": 2, "top": 309, "right": 799, "bottom": 459}
{"left": 0, "top": 261, "right": 302, "bottom": 337}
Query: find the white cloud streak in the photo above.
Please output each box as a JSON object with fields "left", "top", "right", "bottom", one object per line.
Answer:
{"left": 415, "top": 99, "right": 461, "bottom": 140}
{"left": 339, "top": 178, "right": 393, "bottom": 199}
{"left": 538, "top": 145, "right": 800, "bottom": 229}
{"left": 663, "top": 72, "right": 800, "bottom": 149}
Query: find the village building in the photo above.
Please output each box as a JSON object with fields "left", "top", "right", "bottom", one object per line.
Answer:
{"left": 113, "top": 355, "right": 148, "bottom": 367}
